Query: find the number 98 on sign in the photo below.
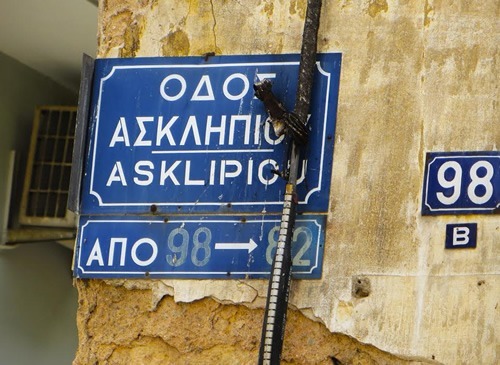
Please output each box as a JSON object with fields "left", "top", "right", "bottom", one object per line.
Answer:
{"left": 422, "top": 152, "right": 500, "bottom": 215}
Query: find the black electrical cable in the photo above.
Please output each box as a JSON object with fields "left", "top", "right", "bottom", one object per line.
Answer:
{"left": 257, "top": 1, "right": 322, "bottom": 364}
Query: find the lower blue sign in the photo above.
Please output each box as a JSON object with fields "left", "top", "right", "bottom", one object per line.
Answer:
{"left": 422, "top": 151, "right": 500, "bottom": 215}
{"left": 74, "top": 215, "right": 325, "bottom": 279}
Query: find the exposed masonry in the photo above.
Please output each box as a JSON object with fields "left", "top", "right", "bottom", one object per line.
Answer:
{"left": 73, "top": 280, "right": 437, "bottom": 365}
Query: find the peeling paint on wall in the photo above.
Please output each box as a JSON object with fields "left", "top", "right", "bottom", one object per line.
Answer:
{"left": 161, "top": 29, "right": 190, "bottom": 56}
{"left": 74, "top": 280, "right": 436, "bottom": 365}
{"left": 367, "top": 0, "right": 388, "bottom": 18}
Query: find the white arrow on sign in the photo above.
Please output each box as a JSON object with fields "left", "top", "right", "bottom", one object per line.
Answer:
{"left": 214, "top": 239, "right": 258, "bottom": 253}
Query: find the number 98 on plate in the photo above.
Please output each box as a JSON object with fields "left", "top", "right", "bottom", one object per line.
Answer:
{"left": 422, "top": 151, "right": 500, "bottom": 215}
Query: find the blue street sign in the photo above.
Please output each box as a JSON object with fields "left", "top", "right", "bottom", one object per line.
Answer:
{"left": 422, "top": 151, "right": 500, "bottom": 215}
{"left": 74, "top": 215, "right": 325, "bottom": 279}
{"left": 80, "top": 53, "right": 341, "bottom": 214}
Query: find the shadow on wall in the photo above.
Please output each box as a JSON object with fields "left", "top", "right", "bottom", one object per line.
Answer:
{"left": 0, "top": 242, "right": 78, "bottom": 365}
{"left": 0, "top": 51, "right": 79, "bottom": 365}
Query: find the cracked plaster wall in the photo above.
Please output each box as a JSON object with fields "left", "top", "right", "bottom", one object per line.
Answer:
{"left": 75, "top": 0, "right": 499, "bottom": 364}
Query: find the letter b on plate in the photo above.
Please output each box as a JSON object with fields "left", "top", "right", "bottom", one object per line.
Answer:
{"left": 445, "top": 223, "right": 477, "bottom": 249}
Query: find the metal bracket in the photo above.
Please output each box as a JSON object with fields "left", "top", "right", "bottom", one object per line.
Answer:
{"left": 68, "top": 54, "right": 95, "bottom": 213}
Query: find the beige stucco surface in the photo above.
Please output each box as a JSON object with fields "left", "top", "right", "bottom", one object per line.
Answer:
{"left": 75, "top": 1, "right": 499, "bottom": 364}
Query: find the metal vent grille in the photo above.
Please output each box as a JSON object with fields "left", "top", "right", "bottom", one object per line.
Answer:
{"left": 20, "top": 106, "right": 77, "bottom": 227}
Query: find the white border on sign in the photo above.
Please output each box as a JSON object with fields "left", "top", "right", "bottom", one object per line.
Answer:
{"left": 89, "top": 60, "right": 332, "bottom": 208}
{"left": 424, "top": 154, "right": 500, "bottom": 212}
{"left": 76, "top": 217, "right": 323, "bottom": 277}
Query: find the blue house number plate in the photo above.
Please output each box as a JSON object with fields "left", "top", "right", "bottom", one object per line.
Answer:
{"left": 422, "top": 151, "right": 500, "bottom": 215}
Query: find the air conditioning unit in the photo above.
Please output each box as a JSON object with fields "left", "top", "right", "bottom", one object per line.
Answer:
{"left": 19, "top": 106, "right": 78, "bottom": 227}
{"left": 2, "top": 106, "right": 78, "bottom": 247}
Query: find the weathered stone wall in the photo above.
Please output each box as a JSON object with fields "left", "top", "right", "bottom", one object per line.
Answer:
{"left": 74, "top": 0, "right": 499, "bottom": 364}
{"left": 73, "top": 279, "right": 433, "bottom": 364}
